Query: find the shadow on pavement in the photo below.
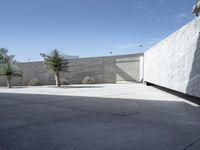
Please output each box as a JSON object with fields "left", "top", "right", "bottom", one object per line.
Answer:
{"left": 0, "top": 93, "right": 199, "bottom": 150}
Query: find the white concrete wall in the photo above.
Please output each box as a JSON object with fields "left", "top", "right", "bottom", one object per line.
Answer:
{"left": 144, "top": 17, "right": 200, "bottom": 98}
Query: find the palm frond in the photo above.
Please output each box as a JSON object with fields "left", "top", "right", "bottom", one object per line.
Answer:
{"left": 0, "top": 63, "right": 23, "bottom": 77}
{"left": 41, "top": 49, "right": 70, "bottom": 73}
{"left": 0, "top": 48, "right": 16, "bottom": 63}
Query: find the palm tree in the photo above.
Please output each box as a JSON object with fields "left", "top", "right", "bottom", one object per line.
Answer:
{"left": 0, "top": 62, "right": 22, "bottom": 88}
{"left": 40, "top": 49, "right": 69, "bottom": 87}
{"left": 0, "top": 48, "right": 15, "bottom": 64}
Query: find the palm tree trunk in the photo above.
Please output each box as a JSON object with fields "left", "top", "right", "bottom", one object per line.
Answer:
{"left": 55, "top": 72, "right": 61, "bottom": 87}
{"left": 7, "top": 76, "right": 12, "bottom": 88}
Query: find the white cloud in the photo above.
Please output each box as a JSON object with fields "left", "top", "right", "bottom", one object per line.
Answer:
{"left": 176, "top": 12, "right": 192, "bottom": 20}
{"left": 110, "top": 39, "right": 160, "bottom": 51}
{"left": 132, "top": 1, "right": 144, "bottom": 12}
{"left": 135, "top": 2, "right": 144, "bottom": 10}
{"left": 160, "top": 0, "right": 166, "bottom": 4}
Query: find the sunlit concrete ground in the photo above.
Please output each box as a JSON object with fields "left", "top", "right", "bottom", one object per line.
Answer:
{"left": 0, "top": 83, "right": 200, "bottom": 150}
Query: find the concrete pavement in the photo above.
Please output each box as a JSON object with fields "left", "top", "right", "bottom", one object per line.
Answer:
{"left": 0, "top": 83, "right": 200, "bottom": 150}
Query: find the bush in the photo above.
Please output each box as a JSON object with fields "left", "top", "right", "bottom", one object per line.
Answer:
{"left": 29, "top": 77, "right": 41, "bottom": 86}
{"left": 82, "top": 76, "right": 96, "bottom": 84}
{"left": 60, "top": 77, "right": 69, "bottom": 85}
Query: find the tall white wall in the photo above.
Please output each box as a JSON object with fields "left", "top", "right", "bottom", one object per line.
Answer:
{"left": 144, "top": 17, "right": 200, "bottom": 98}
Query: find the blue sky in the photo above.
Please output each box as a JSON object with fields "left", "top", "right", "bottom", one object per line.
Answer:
{"left": 0, "top": 0, "right": 195, "bottom": 62}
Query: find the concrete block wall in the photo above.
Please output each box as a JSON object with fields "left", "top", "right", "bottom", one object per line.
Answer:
{"left": 0, "top": 53, "right": 143, "bottom": 86}
{"left": 144, "top": 17, "right": 200, "bottom": 98}
{"left": 116, "top": 55, "right": 141, "bottom": 82}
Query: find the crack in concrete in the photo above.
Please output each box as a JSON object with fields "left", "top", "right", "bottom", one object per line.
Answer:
{"left": 0, "top": 112, "right": 103, "bottom": 132}
{"left": 45, "top": 103, "right": 100, "bottom": 113}
{"left": 25, "top": 112, "right": 103, "bottom": 128}
{"left": 183, "top": 137, "right": 200, "bottom": 150}
{"left": 110, "top": 112, "right": 138, "bottom": 116}
{"left": 0, "top": 144, "right": 12, "bottom": 150}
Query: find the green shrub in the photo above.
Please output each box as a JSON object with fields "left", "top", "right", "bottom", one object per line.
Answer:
{"left": 29, "top": 77, "right": 41, "bottom": 86}
{"left": 82, "top": 76, "right": 96, "bottom": 84}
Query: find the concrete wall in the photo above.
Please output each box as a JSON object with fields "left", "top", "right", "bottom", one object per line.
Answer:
{"left": 116, "top": 55, "right": 141, "bottom": 82}
{"left": 144, "top": 17, "right": 200, "bottom": 98}
{"left": 0, "top": 53, "right": 143, "bottom": 86}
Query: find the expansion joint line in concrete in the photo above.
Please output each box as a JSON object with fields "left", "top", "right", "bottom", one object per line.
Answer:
{"left": 0, "top": 144, "right": 12, "bottom": 150}
{"left": 0, "top": 112, "right": 103, "bottom": 132}
{"left": 182, "top": 137, "right": 200, "bottom": 150}
{"left": 26, "top": 112, "right": 103, "bottom": 128}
